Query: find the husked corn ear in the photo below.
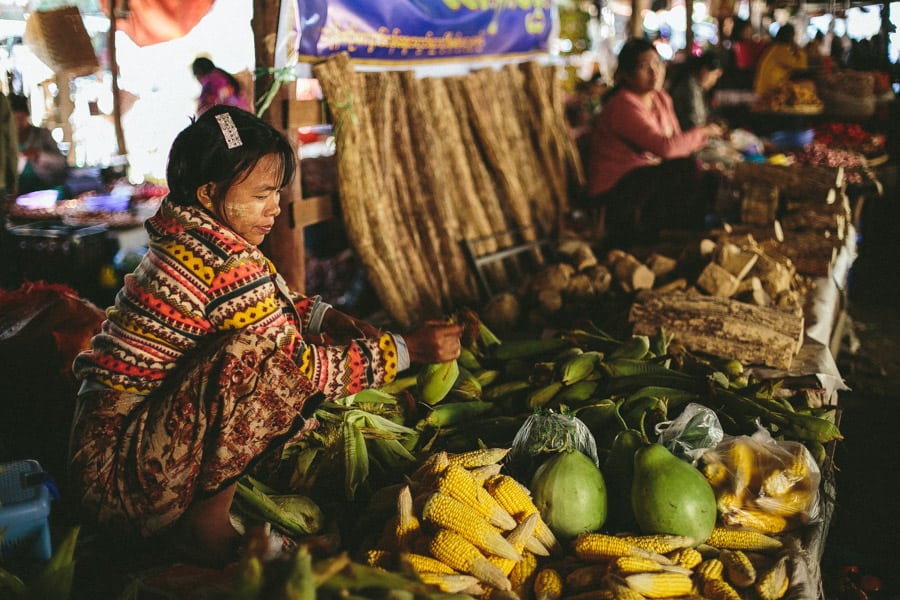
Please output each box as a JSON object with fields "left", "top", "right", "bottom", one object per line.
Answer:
{"left": 755, "top": 490, "right": 813, "bottom": 517}
{"left": 396, "top": 485, "right": 421, "bottom": 550}
{"left": 755, "top": 555, "right": 789, "bottom": 600}
{"left": 439, "top": 465, "right": 518, "bottom": 531}
{"left": 784, "top": 446, "right": 811, "bottom": 480}
{"left": 429, "top": 529, "right": 512, "bottom": 591}
{"left": 417, "top": 572, "right": 482, "bottom": 593}
{"left": 716, "top": 490, "right": 745, "bottom": 514}
{"left": 721, "top": 507, "right": 789, "bottom": 534}
{"left": 488, "top": 512, "right": 539, "bottom": 576}
{"left": 422, "top": 492, "right": 520, "bottom": 561}
{"left": 533, "top": 567, "right": 564, "bottom": 600}
{"left": 761, "top": 469, "right": 794, "bottom": 497}
{"left": 508, "top": 550, "right": 539, "bottom": 595}
{"left": 447, "top": 447, "right": 511, "bottom": 468}
{"left": 411, "top": 451, "right": 450, "bottom": 484}
{"left": 603, "top": 574, "right": 648, "bottom": 600}
{"left": 616, "top": 534, "right": 697, "bottom": 555}
{"left": 524, "top": 534, "right": 552, "bottom": 556}
{"left": 703, "top": 577, "right": 743, "bottom": 600}
{"left": 667, "top": 547, "right": 702, "bottom": 569}
{"left": 696, "top": 558, "right": 725, "bottom": 582}
{"left": 729, "top": 439, "right": 759, "bottom": 495}
{"left": 468, "top": 463, "right": 504, "bottom": 482}
{"left": 367, "top": 549, "right": 392, "bottom": 568}
{"left": 624, "top": 572, "right": 693, "bottom": 598}
{"left": 614, "top": 556, "right": 692, "bottom": 576}
{"left": 565, "top": 564, "right": 608, "bottom": 591}
{"left": 400, "top": 552, "right": 456, "bottom": 575}
{"left": 720, "top": 549, "right": 756, "bottom": 587}
{"left": 574, "top": 533, "right": 672, "bottom": 564}
{"left": 484, "top": 474, "right": 561, "bottom": 552}
{"left": 703, "top": 460, "right": 731, "bottom": 488}
{"left": 705, "top": 526, "right": 783, "bottom": 552}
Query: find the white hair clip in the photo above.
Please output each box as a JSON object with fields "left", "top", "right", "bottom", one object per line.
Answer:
{"left": 215, "top": 113, "right": 243, "bottom": 149}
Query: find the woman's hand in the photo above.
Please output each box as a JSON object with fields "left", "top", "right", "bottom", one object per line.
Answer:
{"left": 404, "top": 321, "right": 464, "bottom": 364}
{"left": 701, "top": 122, "right": 725, "bottom": 139}
{"left": 320, "top": 308, "right": 382, "bottom": 344}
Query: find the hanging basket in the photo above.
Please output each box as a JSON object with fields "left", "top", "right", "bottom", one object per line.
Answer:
{"left": 23, "top": 6, "right": 100, "bottom": 77}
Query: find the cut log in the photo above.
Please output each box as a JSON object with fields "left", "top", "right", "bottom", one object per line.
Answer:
{"left": 557, "top": 239, "right": 598, "bottom": 271}
{"left": 646, "top": 252, "right": 678, "bottom": 278}
{"left": 714, "top": 243, "right": 759, "bottom": 280}
{"left": 696, "top": 262, "right": 740, "bottom": 297}
{"left": 735, "top": 276, "right": 771, "bottom": 306}
{"left": 629, "top": 291, "right": 804, "bottom": 370}
{"left": 610, "top": 252, "right": 655, "bottom": 293}
{"left": 654, "top": 277, "right": 689, "bottom": 294}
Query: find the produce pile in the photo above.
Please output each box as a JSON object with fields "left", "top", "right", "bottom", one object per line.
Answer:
{"left": 194, "top": 309, "right": 841, "bottom": 599}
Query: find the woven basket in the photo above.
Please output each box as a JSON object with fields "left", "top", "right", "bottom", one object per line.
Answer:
{"left": 24, "top": 6, "right": 99, "bottom": 77}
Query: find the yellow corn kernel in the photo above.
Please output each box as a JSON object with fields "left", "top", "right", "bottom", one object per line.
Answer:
{"left": 755, "top": 489, "right": 813, "bottom": 517}
{"left": 720, "top": 549, "right": 757, "bottom": 587}
{"left": 508, "top": 550, "right": 539, "bottom": 599}
{"left": 565, "top": 563, "right": 608, "bottom": 591}
{"left": 705, "top": 526, "right": 783, "bottom": 552}
{"left": 783, "top": 446, "right": 811, "bottom": 481}
{"left": 703, "top": 577, "right": 743, "bottom": 600}
{"left": 703, "top": 459, "right": 731, "bottom": 488}
{"left": 624, "top": 572, "right": 693, "bottom": 598}
{"left": 439, "top": 465, "right": 518, "bottom": 531}
{"left": 615, "top": 556, "right": 667, "bottom": 575}
{"left": 667, "top": 547, "right": 702, "bottom": 569}
{"left": 721, "top": 508, "right": 790, "bottom": 535}
{"left": 716, "top": 490, "right": 746, "bottom": 515}
{"left": 729, "top": 439, "right": 759, "bottom": 495}
{"left": 761, "top": 468, "right": 793, "bottom": 497}
{"left": 533, "top": 567, "right": 564, "bottom": 600}
{"left": 417, "top": 572, "right": 482, "bottom": 593}
{"left": 411, "top": 450, "right": 450, "bottom": 484}
{"left": 395, "top": 485, "right": 421, "bottom": 551}
{"left": 400, "top": 552, "right": 456, "bottom": 575}
{"left": 429, "top": 529, "right": 511, "bottom": 591}
{"left": 616, "top": 534, "right": 697, "bottom": 555}
{"left": 696, "top": 558, "right": 725, "bottom": 582}
{"left": 484, "top": 474, "right": 560, "bottom": 552}
{"left": 367, "top": 548, "right": 392, "bottom": 569}
{"left": 603, "top": 574, "right": 648, "bottom": 600}
{"left": 447, "top": 447, "right": 510, "bottom": 468}
{"left": 422, "top": 492, "right": 520, "bottom": 561}
{"left": 755, "top": 555, "right": 789, "bottom": 600}
{"left": 574, "top": 533, "right": 672, "bottom": 564}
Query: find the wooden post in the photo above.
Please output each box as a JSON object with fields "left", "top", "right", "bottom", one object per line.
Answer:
{"left": 630, "top": 0, "right": 645, "bottom": 38}
{"left": 253, "top": 0, "right": 308, "bottom": 292}
{"left": 107, "top": 0, "right": 127, "bottom": 157}
{"left": 685, "top": 0, "right": 694, "bottom": 52}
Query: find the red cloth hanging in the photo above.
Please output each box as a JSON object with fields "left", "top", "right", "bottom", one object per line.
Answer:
{"left": 99, "top": 0, "right": 215, "bottom": 47}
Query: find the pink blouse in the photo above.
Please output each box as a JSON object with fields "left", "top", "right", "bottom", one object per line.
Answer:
{"left": 586, "top": 88, "right": 708, "bottom": 196}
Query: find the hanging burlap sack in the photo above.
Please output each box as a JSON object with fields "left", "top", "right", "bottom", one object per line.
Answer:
{"left": 24, "top": 6, "right": 100, "bottom": 77}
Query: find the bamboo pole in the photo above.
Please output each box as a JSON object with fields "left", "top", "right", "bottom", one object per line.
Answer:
{"left": 107, "top": 0, "right": 127, "bottom": 157}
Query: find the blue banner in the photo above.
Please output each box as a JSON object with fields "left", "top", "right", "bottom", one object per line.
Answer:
{"left": 280, "top": 0, "right": 554, "bottom": 65}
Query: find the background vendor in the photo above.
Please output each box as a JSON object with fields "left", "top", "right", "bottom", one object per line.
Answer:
{"left": 9, "top": 94, "right": 67, "bottom": 195}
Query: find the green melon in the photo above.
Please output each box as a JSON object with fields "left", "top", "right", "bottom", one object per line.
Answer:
{"left": 530, "top": 450, "right": 607, "bottom": 541}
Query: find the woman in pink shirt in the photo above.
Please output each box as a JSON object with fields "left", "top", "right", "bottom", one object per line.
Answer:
{"left": 585, "top": 38, "right": 722, "bottom": 247}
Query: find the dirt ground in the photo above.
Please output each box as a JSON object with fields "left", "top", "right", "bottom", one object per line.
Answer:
{"left": 821, "top": 163, "right": 900, "bottom": 600}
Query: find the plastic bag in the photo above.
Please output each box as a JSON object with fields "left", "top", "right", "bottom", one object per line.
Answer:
{"left": 656, "top": 403, "right": 724, "bottom": 465}
{"left": 508, "top": 411, "right": 599, "bottom": 481}
{"left": 699, "top": 424, "right": 821, "bottom": 534}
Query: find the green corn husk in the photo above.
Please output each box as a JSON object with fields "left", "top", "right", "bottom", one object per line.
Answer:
{"left": 234, "top": 481, "right": 324, "bottom": 537}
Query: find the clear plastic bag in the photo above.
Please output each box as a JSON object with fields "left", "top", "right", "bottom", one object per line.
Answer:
{"left": 508, "top": 411, "right": 599, "bottom": 481}
{"left": 699, "top": 424, "right": 821, "bottom": 534}
{"left": 655, "top": 403, "right": 725, "bottom": 465}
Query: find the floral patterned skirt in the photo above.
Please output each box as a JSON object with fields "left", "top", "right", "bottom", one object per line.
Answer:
{"left": 69, "top": 330, "right": 319, "bottom": 538}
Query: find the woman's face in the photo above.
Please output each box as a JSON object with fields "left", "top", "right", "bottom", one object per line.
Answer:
{"left": 203, "top": 153, "right": 283, "bottom": 246}
{"left": 625, "top": 49, "right": 665, "bottom": 94}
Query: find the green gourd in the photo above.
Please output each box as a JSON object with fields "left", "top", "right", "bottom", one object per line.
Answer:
{"left": 531, "top": 450, "right": 607, "bottom": 541}
{"left": 631, "top": 443, "right": 717, "bottom": 545}
{"left": 602, "top": 428, "right": 644, "bottom": 531}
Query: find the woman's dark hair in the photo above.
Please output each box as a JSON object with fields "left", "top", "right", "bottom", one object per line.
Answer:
{"left": 192, "top": 56, "right": 242, "bottom": 95}
{"left": 691, "top": 50, "right": 723, "bottom": 73}
{"left": 774, "top": 24, "right": 795, "bottom": 44}
{"left": 604, "top": 38, "right": 657, "bottom": 101}
{"left": 8, "top": 93, "right": 29, "bottom": 115}
{"left": 165, "top": 105, "right": 295, "bottom": 207}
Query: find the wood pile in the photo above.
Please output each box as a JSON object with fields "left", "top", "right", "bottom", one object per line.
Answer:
{"left": 313, "top": 53, "right": 583, "bottom": 327}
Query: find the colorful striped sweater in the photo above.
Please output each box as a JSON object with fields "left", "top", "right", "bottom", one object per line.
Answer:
{"left": 73, "top": 199, "right": 400, "bottom": 397}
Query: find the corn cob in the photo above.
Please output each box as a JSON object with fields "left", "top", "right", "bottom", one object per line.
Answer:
{"left": 755, "top": 555, "right": 789, "bottom": 600}
{"left": 447, "top": 447, "right": 510, "bottom": 468}
{"left": 729, "top": 439, "right": 759, "bottom": 496}
{"left": 488, "top": 512, "right": 538, "bottom": 577}
{"left": 468, "top": 462, "right": 504, "bottom": 483}
{"left": 411, "top": 451, "right": 450, "bottom": 484}
{"left": 422, "top": 492, "right": 520, "bottom": 561}
{"left": 439, "top": 465, "right": 518, "bottom": 531}
{"left": 720, "top": 549, "right": 756, "bottom": 587}
{"left": 703, "top": 577, "right": 743, "bottom": 600}
{"left": 396, "top": 485, "right": 421, "bottom": 551}
{"left": 754, "top": 490, "right": 813, "bottom": 517}
{"left": 616, "top": 534, "right": 697, "bottom": 555}
{"left": 703, "top": 459, "right": 731, "bottom": 488}
{"left": 695, "top": 558, "right": 725, "bottom": 582}
{"left": 533, "top": 567, "right": 564, "bottom": 600}
{"left": 400, "top": 552, "right": 456, "bottom": 575}
{"left": 565, "top": 564, "right": 609, "bottom": 591}
{"left": 624, "top": 572, "right": 693, "bottom": 598}
{"left": 760, "top": 469, "right": 794, "bottom": 497}
{"left": 565, "top": 590, "right": 618, "bottom": 600}
{"left": 508, "top": 550, "right": 539, "bottom": 597}
{"left": 574, "top": 533, "right": 672, "bottom": 564}
{"left": 783, "top": 445, "right": 812, "bottom": 480}
{"left": 484, "top": 474, "right": 561, "bottom": 552}
{"left": 614, "top": 556, "right": 692, "bottom": 576}
{"left": 602, "top": 574, "right": 650, "bottom": 600}
{"left": 720, "top": 509, "right": 789, "bottom": 535}
{"left": 429, "top": 529, "right": 512, "bottom": 591}
{"left": 417, "top": 572, "right": 482, "bottom": 593}
{"left": 367, "top": 548, "right": 392, "bottom": 568}
{"left": 667, "top": 547, "right": 702, "bottom": 569}
{"left": 705, "top": 526, "right": 783, "bottom": 552}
